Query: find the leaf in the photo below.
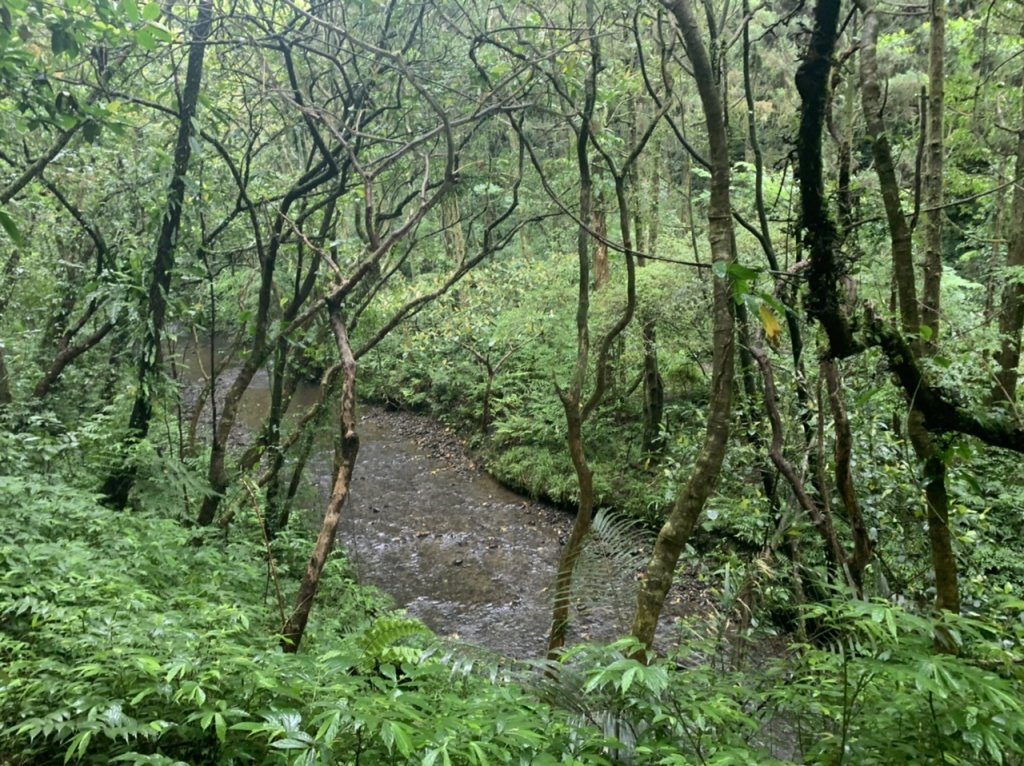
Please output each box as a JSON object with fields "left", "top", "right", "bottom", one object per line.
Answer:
{"left": 135, "top": 26, "right": 154, "bottom": 49}
{"left": 146, "top": 20, "right": 172, "bottom": 42}
{"left": 119, "top": 0, "right": 140, "bottom": 23}
{"left": 83, "top": 119, "right": 102, "bottom": 143}
{"left": 271, "top": 737, "right": 313, "bottom": 750}
{"left": 467, "top": 741, "right": 490, "bottom": 765}
{"left": 142, "top": 1, "right": 161, "bottom": 20}
{"left": 214, "top": 712, "right": 226, "bottom": 743}
{"left": 0, "top": 208, "right": 24, "bottom": 246}
{"left": 727, "top": 262, "right": 760, "bottom": 282}
{"left": 620, "top": 665, "right": 637, "bottom": 694}
{"left": 50, "top": 23, "right": 78, "bottom": 56}
{"left": 758, "top": 303, "right": 783, "bottom": 348}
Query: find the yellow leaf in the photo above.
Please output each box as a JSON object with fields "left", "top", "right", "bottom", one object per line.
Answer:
{"left": 759, "top": 303, "right": 783, "bottom": 348}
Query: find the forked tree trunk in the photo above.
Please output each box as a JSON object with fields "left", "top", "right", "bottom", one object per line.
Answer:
{"left": 282, "top": 302, "right": 359, "bottom": 652}
{"left": 631, "top": 0, "right": 735, "bottom": 653}
{"left": 546, "top": 2, "right": 649, "bottom": 653}
{"left": 547, "top": 0, "right": 599, "bottom": 657}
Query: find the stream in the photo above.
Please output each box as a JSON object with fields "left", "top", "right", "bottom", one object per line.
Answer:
{"left": 178, "top": 338, "right": 709, "bottom": 658}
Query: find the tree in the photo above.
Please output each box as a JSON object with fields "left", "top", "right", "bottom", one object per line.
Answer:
{"left": 101, "top": 0, "right": 213, "bottom": 508}
{"left": 631, "top": 0, "right": 736, "bottom": 652}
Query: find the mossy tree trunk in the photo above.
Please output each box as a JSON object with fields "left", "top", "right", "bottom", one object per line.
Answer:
{"left": 282, "top": 301, "right": 359, "bottom": 652}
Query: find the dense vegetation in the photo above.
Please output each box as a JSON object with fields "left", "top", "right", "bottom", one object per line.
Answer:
{"left": 2, "top": 0, "right": 1024, "bottom": 762}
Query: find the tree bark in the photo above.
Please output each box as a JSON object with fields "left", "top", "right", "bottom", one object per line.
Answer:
{"left": 920, "top": 0, "right": 945, "bottom": 348}
{"left": 992, "top": 116, "right": 1024, "bottom": 404}
{"left": 547, "top": 0, "right": 599, "bottom": 656}
{"left": 753, "top": 346, "right": 849, "bottom": 584}
{"left": 281, "top": 302, "right": 359, "bottom": 652}
{"left": 915, "top": 0, "right": 960, "bottom": 635}
{"left": 907, "top": 410, "right": 959, "bottom": 614}
{"left": 858, "top": 6, "right": 919, "bottom": 337}
{"left": 857, "top": 0, "right": 959, "bottom": 631}
{"left": 33, "top": 320, "right": 115, "bottom": 399}
{"left": 641, "top": 315, "right": 664, "bottom": 456}
{"left": 100, "top": 0, "right": 213, "bottom": 508}
{"left": 0, "top": 343, "right": 11, "bottom": 405}
{"left": 823, "top": 359, "right": 872, "bottom": 594}
{"left": 592, "top": 189, "right": 610, "bottom": 291}
{"left": 631, "top": 0, "right": 735, "bottom": 653}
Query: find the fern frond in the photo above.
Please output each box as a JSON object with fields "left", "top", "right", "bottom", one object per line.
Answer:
{"left": 357, "top": 612, "right": 430, "bottom": 671}
{"left": 570, "top": 508, "right": 653, "bottom": 606}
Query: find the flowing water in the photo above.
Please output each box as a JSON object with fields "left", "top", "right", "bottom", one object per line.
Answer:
{"left": 177, "top": 338, "right": 707, "bottom": 658}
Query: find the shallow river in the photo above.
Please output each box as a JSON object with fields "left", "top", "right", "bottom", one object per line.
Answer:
{"left": 178, "top": 338, "right": 700, "bottom": 658}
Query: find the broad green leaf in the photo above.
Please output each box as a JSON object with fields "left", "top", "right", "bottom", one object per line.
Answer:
{"left": 0, "top": 209, "right": 24, "bottom": 246}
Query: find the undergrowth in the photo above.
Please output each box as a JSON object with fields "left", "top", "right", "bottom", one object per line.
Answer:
{"left": 3, "top": 468, "right": 1023, "bottom": 764}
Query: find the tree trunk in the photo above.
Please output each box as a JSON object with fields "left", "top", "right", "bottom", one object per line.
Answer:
{"left": 647, "top": 145, "right": 661, "bottom": 258}
{"left": 548, "top": 404, "right": 595, "bottom": 656}
{"left": 441, "top": 194, "right": 466, "bottom": 264}
{"left": 858, "top": 5, "right": 919, "bottom": 337}
{"left": 916, "top": 0, "right": 960, "bottom": 637}
{"left": 906, "top": 411, "right": 958, "bottom": 608}
{"left": 823, "top": 359, "right": 872, "bottom": 594}
{"left": 547, "top": 0, "right": 599, "bottom": 656}
{"left": 992, "top": 118, "right": 1024, "bottom": 403}
{"left": 859, "top": 0, "right": 960, "bottom": 633}
{"left": 592, "top": 191, "right": 610, "bottom": 291}
{"left": 631, "top": 0, "right": 735, "bottom": 653}
{"left": 0, "top": 343, "right": 11, "bottom": 405}
{"left": 100, "top": 0, "right": 213, "bottom": 508}
{"left": 641, "top": 316, "right": 664, "bottom": 456}
{"left": 282, "top": 303, "right": 359, "bottom": 652}
{"left": 920, "top": 0, "right": 945, "bottom": 348}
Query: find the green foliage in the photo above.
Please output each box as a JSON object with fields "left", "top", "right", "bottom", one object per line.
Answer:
{"left": 772, "top": 599, "right": 1024, "bottom": 765}
{"left": 0, "top": 469, "right": 621, "bottom": 764}
{"left": 3, "top": 464, "right": 1024, "bottom": 764}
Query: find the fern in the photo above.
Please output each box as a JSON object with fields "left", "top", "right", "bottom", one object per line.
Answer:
{"left": 565, "top": 508, "right": 654, "bottom": 631}
{"left": 356, "top": 612, "right": 430, "bottom": 672}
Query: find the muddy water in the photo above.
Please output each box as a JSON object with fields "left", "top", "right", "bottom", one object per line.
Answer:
{"left": 335, "top": 411, "right": 704, "bottom": 658}
{"left": 177, "top": 339, "right": 702, "bottom": 658}
{"left": 341, "top": 412, "right": 566, "bottom": 656}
